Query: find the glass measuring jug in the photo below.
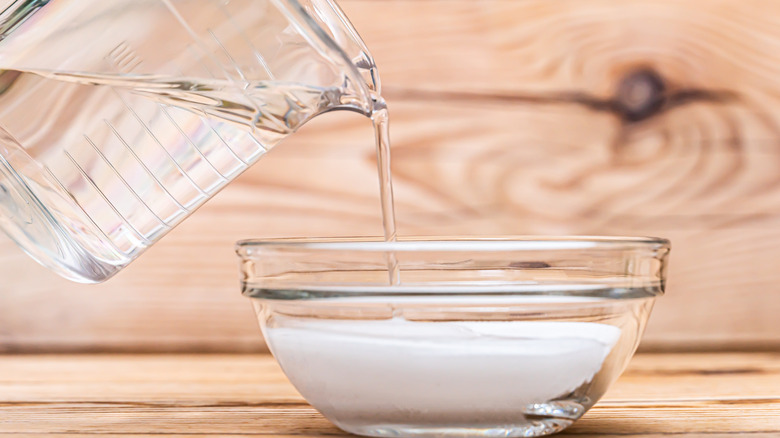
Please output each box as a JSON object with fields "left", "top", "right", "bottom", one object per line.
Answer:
{"left": 0, "top": 0, "right": 379, "bottom": 282}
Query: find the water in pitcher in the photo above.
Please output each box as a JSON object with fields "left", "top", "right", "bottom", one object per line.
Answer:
{"left": 0, "top": 70, "right": 370, "bottom": 271}
{"left": 0, "top": 0, "right": 389, "bottom": 282}
{"left": 0, "top": 68, "right": 400, "bottom": 281}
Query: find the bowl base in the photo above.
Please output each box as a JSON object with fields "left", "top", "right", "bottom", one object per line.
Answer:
{"left": 336, "top": 418, "right": 574, "bottom": 438}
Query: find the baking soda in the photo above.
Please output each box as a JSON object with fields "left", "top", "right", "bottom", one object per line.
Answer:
{"left": 265, "top": 317, "right": 621, "bottom": 423}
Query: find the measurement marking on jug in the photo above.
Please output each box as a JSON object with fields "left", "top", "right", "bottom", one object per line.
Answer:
{"left": 208, "top": 29, "right": 249, "bottom": 83}
{"left": 45, "top": 169, "right": 130, "bottom": 258}
{"left": 107, "top": 42, "right": 142, "bottom": 73}
{"left": 161, "top": 64, "right": 235, "bottom": 184}
{"left": 218, "top": 3, "right": 276, "bottom": 80}
{"left": 162, "top": 0, "right": 242, "bottom": 85}
{"left": 158, "top": 104, "right": 230, "bottom": 183}
{"left": 197, "top": 112, "right": 249, "bottom": 168}
{"left": 170, "top": 58, "right": 266, "bottom": 168}
{"left": 204, "top": 28, "right": 283, "bottom": 149}
{"left": 82, "top": 134, "right": 171, "bottom": 229}
{"left": 104, "top": 120, "right": 191, "bottom": 214}
{"left": 63, "top": 150, "right": 153, "bottom": 245}
{"left": 113, "top": 90, "right": 210, "bottom": 202}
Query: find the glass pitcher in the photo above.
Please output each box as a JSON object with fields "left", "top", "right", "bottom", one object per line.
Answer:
{"left": 0, "top": 0, "right": 379, "bottom": 282}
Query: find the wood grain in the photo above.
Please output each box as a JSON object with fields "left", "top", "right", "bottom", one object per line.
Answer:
{"left": 3, "top": 0, "right": 780, "bottom": 351}
{"left": 0, "top": 353, "right": 778, "bottom": 436}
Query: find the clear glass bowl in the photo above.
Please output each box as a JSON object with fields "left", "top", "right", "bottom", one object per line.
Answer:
{"left": 236, "top": 236, "right": 670, "bottom": 438}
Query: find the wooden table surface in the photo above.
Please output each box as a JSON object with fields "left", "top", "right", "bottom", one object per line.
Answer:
{"left": 0, "top": 353, "right": 778, "bottom": 437}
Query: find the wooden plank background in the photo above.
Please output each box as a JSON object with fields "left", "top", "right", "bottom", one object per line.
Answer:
{"left": 2, "top": 0, "right": 780, "bottom": 352}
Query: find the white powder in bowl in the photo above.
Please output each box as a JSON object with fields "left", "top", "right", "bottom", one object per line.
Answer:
{"left": 266, "top": 318, "right": 622, "bottom": 422}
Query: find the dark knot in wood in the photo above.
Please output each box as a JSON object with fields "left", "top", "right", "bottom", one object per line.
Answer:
{"left": 381, "top": 71, "right": 735, "bottom": 125}
{"left": 509, "top": 261, "right": 551, "bottom": 269}
{"left": 615, "top": 69, "right": 667, "bottom": 123}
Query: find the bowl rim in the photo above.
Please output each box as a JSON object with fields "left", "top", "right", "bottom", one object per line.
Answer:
{"left": 236, "top": 235, "right": 670, "bottom": 255}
